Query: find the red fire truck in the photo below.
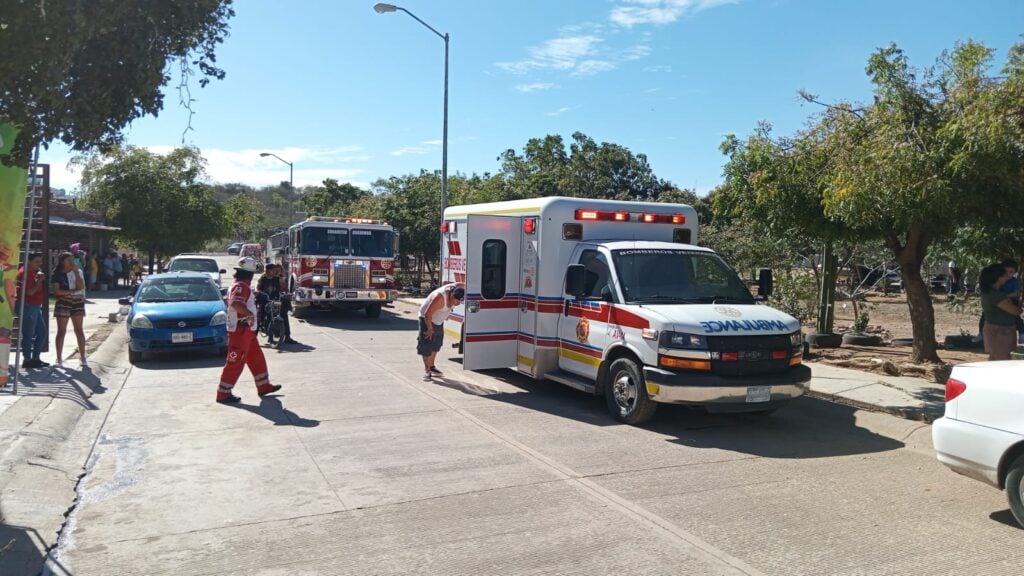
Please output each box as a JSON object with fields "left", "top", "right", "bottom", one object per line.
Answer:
{"left": 284, "top": 217, "right": 398, "bottom": 318}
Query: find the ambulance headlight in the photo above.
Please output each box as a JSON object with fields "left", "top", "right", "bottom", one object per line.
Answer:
{"left": 790, "top": 331, "right": 803, "bottom": 348}
{"left": 660, "top": 332, "right": 707, "bottom": 349}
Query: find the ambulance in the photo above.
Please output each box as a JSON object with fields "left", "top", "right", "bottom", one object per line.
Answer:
{"left": 441, "top": 196, "right": 810, "bottom": 425}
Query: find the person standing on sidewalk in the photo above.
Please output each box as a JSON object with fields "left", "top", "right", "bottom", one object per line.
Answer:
{"left": 978, "top": 263, "right": 1022, "bottom": 361}
{"left": 51, "top": 251, "right": 88, "bottom": 368}
{"left": 417, "top": 282, "right": 464, "bottom": 381}
{"left": 216, "top": 257, "right": 281, "bottom": 404}
{"left": 15, "top": 253, "right": 49, "bottom": 369}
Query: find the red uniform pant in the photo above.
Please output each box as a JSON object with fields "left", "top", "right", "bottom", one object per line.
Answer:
{"left": 218, "top": 328, "right": 270, "bottom": 396}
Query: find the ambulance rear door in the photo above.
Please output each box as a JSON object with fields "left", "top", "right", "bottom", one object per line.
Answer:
{"left": 463, "top": 215, "right": 522, "bottom": 370}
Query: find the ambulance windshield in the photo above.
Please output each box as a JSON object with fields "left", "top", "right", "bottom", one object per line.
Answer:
{"left": 611, "top": 249, "right": 754, "bottom": 304}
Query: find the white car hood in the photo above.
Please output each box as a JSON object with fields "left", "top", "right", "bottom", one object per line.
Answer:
{"left": 637, "top": 304, "right": 800, "bottom": 336}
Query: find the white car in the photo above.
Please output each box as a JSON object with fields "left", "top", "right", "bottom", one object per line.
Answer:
{"left": 933, "top": 361, "right": 1024, "bottom": 527}
{"left": 167, "top": 255, "right": 227, "bottom": 287}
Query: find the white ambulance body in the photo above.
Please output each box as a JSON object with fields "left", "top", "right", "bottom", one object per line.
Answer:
{"left": 441, "top": 196, "right": 810, "bottom": 424}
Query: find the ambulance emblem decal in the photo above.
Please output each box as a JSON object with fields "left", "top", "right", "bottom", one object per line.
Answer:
{"left": 714, "top": 306, "right": 742, "bottom": 318}
{"left": 576, "top": 318, "right": 590, "bottom": 343}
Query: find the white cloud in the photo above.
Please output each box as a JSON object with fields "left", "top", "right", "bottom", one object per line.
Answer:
{"left": 545, "top": 106, "right": 572, "bottom": 117}
{"left": 495, "top": 35, "right": 603, "bottom": 75}
{"left": 391, "top": 139, "right": 442, "bottom": 156}
{"left": 573, "top": 60, "right": 616, "bottom": 76}
{"left": 622, "top": 44, "right": 653, "bottom": 61}
{"left": 644, "top": 64, "right": 673, "bottom": 73}
{"left": 610, "top": 0, "right": 737, "bottom": 27}
{"left": 515, "top": 82, "right": 557, "bottom": 93}
{"left": 45, "top": 145, "right": 370, "bottom": 190}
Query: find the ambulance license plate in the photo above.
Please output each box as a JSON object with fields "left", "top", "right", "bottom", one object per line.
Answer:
{"left": 746, "top": 386, "right": 771, "bottom": 403}
{"left": 172, "top": 332, "right": 194, "bottom": 344}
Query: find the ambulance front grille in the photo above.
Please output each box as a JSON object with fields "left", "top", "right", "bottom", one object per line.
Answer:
{"left": 332, "top": 263, "right": 367, "bottom": 289}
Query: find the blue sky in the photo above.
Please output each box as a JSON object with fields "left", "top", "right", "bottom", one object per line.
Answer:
{"left": 45, "top": 0, "right": 1023, "bottom": 195}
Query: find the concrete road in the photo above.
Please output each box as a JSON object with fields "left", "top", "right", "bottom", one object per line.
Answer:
{"left": 50, "top": 298, "right": 1022, "bottom": 575}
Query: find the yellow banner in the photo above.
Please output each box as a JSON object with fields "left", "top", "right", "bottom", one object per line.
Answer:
{"left": 0, "top": 124, "right": 29, "bottom": 386}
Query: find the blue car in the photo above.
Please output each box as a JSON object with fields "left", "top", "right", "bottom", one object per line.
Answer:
{"left": 122, "top": 272, "right": 229, "bottom": 364}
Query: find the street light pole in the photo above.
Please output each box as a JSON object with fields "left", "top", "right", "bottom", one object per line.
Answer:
{"left": 374, "top": 3, "right": 448, "bottom": 282}
{"left": 259, "top": 152, "right": 294, "bottom": 189}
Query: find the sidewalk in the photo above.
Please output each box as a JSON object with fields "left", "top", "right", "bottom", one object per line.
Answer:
{"left": 805, "top": 362, "right": 946, "bottom": 422}
{"left": 2, "top": 290, "right": 130, "bottom": 416}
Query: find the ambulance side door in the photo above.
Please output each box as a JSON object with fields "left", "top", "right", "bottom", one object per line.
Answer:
{"left": 557, "top": 246, "right": 612, "bottom": 380}
{"left": 463, "top": 215, "right": 522, "bottom": 370}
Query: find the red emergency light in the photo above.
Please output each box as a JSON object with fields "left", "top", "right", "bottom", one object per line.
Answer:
{"left": 642, "top": 213, "right": 687, "bottom": 224}
{"left": 614, "top": 212, "right": 629, "bottom": 222}
{"left": 524, "top": 217, "right": 537, "bottom": 234}
{"left": 441, "top": 221, "right": 449, "bottom": 233}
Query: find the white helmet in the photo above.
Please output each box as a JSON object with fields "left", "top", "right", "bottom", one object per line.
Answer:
{"left": 234, "top": 257, "right": 259, "bottom": 273}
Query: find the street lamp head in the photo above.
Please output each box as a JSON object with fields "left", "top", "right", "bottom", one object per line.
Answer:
{"left": 374, "top": 3, "right": 398, "bottom": 13}
{"left": 259, "top": 152, "right": 271, "bottom": 157}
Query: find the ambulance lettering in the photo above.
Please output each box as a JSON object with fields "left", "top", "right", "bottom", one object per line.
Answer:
{"left": 444, "top": 257, "right": 467, "bottom": 272}
{"left": 699, "top": 319, "right": 789, "bottom": 333}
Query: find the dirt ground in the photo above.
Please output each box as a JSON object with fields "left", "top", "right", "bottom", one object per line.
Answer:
{"left": 805, "top": 291, "right": 992, "bottom": 381}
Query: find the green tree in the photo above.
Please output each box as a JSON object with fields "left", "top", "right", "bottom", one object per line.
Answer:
{"left": 498, "top": 132, "right": 671, "bottom": 200}
{"left": 223, "top": 193, "right": 265, "bottom": 242}
{"left": 301, "top": 179, "right": 371, "bottom": 217}
{"left": 816, "top": 41, "right": 1024, "bottom": 362}
{"left": 80, "top": 147, "right": 225, "bottom": 271}
{"left": 0, "top": 1, "right": 235, "bottom": 166}
{"left": 375, "top": 171, "right": 443, "bottom": 272}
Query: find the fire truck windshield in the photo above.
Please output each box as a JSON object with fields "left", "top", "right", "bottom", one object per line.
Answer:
{"left": 350, "top": 229, "right": 394, "bottom": 258}
{"left": 301, "top": 227, "right": 349, "bottom": 256}
{"left": 299, "top": 227, "right": 394, "bottom": 258}
{"left": 611, "top": 249, "right": 754, "bottom": 304}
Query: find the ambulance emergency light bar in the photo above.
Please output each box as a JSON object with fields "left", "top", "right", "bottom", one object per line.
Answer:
{"left": 574, "top": 209, "right": 685, "bottom": 224}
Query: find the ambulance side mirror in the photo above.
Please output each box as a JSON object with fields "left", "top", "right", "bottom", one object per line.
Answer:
{"left": 757, "top": 268, "right": 773, "bottom": 300}
{"left": 565, "top": 265, "right": 586, "bottom": 299}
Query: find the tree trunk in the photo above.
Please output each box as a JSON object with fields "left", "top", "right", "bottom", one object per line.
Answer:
{"left": 886, "top": 227, "right": 941, "bottom": 363}
{"left": 148, "top": 251, "right": 155, "bottom": 275}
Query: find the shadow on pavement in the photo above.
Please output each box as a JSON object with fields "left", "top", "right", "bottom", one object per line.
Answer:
{"left": 131, "top": 352, "right": 224, "bottom": 370}
{"left": 224, "top": 395, "right": 319, "bottom": 428}
{"left": 989, "top": 509, "right": 1023, "bottom": 530}
{"left": 294, "top": 307, "right": 419, "bottom": 332}
{"left": 0, "top": 503, "right": 63, "bottom": 576}
{"left": 5, "top": 365, "right": 105, "bottom": 410}
{"left": 436, "top": 369, "right": 905, "bottom": 460}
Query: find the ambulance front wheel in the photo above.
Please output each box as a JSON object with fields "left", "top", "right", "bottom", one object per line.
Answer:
{"left": 605, "top": 357, "right": 657, "bottom": 425}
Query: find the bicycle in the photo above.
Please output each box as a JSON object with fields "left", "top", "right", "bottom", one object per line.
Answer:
{"left": 257, "top": 293, "right": 288, "bottom": 350}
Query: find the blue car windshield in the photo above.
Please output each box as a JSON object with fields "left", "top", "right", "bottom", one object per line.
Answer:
{"left": 138, "top": 278, "right": 222, "bottom": 302}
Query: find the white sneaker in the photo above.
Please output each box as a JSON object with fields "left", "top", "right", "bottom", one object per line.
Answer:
{"left": 422, "top": 372, "right": 432, "bottom": 382}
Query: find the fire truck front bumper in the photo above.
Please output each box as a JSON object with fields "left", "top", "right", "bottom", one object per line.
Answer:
{"left": 294, "top": 288, "right": 394, "bottom": 304}
{"left": 642, "top": 364, "right": 811, "bottom": 411}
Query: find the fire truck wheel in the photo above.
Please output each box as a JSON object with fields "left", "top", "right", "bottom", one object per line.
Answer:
{"left": 366, "top": 303, "right": 382, "bottom": 318}
{"left": 605, "top": 357, "right": 657, "bottom": 425}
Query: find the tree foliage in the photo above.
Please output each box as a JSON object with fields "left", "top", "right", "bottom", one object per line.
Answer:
{"left": 498, "top": 132, "right": 673, "bottom": 201}
{"left": 80, "top": 147, "right": 225, "bottom": 266}
{"left": 223, "top": 193, "right": 265, "bottom": 243}
{"left": 720, "top": 40, "right": 1024, "bottom": 362}
{"left": 0, "top": 0, "right": 235, "bottom": 165}
{"left": 300, "top": 179, "right": 372, "bottom": 218}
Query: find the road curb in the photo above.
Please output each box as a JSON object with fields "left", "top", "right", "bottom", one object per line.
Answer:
{"left": 804, "top": 389, "right": 939, "bottom": 424}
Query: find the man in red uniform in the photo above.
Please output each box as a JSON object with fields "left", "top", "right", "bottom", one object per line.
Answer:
{"left": 217, "top": 257, "right": 281, "bottom": 404}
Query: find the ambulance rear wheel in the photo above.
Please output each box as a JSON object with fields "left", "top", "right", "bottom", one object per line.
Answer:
{"left": 605, "top": 357, "right": 657, "bottom": 425}
{"left": 366, "top": 303, "right": 382, "bottom": 318}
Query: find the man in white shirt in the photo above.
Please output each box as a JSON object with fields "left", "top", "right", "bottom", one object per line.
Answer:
{"left": 417, "top": 283, "right": 465, "bottom": 381}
